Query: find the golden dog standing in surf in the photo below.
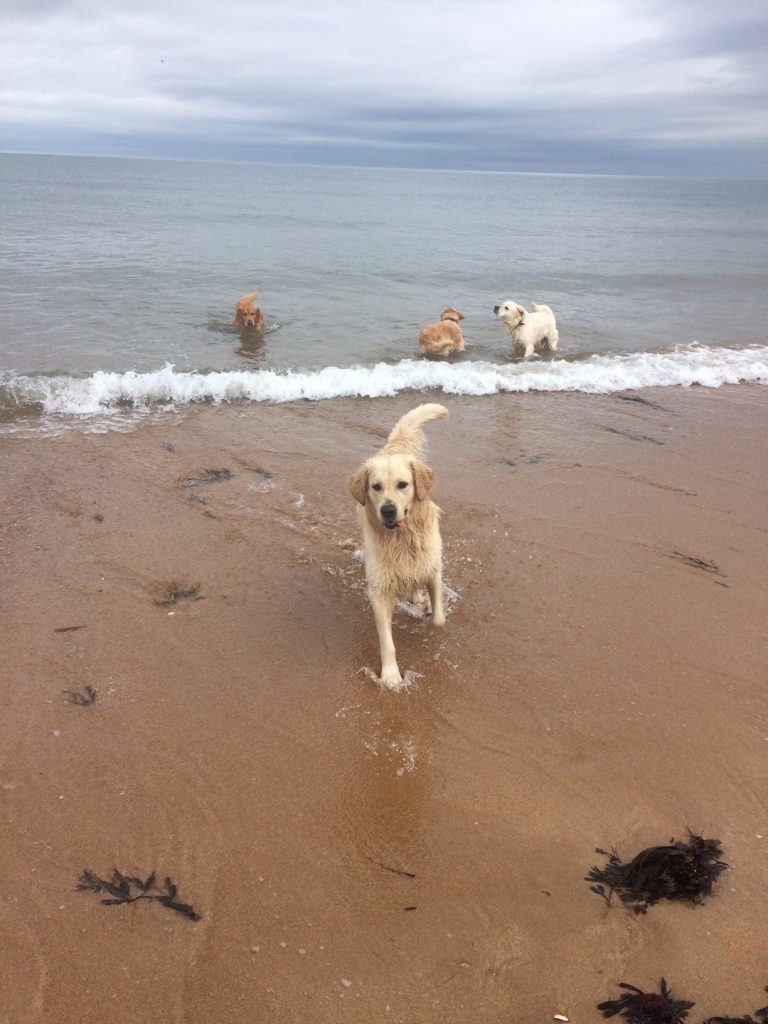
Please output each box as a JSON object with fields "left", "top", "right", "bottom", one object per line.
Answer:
{"left": 418, "top": 307, "right": 466, "bottom": 356}
{"left": 348, "top": 403, "right": 449, "bottom": 687}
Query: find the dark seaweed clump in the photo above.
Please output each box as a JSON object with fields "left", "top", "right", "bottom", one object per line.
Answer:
{"left": 586, "top": 832, "right": 727, "bottom": 913}
{"left": 63, "top": 686, "right": 97, "bottom": 706}
{"left": 598, "top": 979, "right": 694, "bottom": 1024}
{"left": 153, "top": 583, "right": 201, "bottom": 607}
{"left": 180, "top": 468, "right": 233, "bottom": 487}
{"left": 704, "top": 1002, "right": 768, "bottom": 1024}
{"left": 705, "top": 1016, "right": 768, "bottom": 1024}
{"left": 76, "top": 869, "right": 201, "bottom": 921}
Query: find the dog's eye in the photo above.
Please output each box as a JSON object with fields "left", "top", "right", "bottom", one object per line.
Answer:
{"left": 371, "top": 483, "right": 383, "bottom": 492}
{"left": 396, "top": 481, "right": 408, "bottom": 490}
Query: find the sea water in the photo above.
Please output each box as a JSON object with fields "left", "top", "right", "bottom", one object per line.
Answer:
{"left": 1, "top": 153, "right": 767, "bottom": 423}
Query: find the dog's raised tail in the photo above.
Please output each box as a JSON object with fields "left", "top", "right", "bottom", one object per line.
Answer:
{"left": 385, "top": 403, "right": 448, "bottom": 457}
{"left": 237, "top": 290, "right": 259, "bottom": 305}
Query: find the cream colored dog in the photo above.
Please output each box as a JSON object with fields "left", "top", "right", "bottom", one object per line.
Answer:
{"left": 348, "top": 403, "right": 449, "bottom": 687}
{"left": 418, "top": 308, "right": 466, "bottom": 356}
{"left": 494, "top": 300, "right": 558, "bottom": 359}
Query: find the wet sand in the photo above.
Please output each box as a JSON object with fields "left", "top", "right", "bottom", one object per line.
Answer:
{"left": 1, "top": 387, "right": 767, "bottom": 1023}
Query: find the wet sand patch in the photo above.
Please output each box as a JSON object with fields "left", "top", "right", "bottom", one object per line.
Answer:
{"left": 1, "top": 385, "right": 766, "bottom": 1023}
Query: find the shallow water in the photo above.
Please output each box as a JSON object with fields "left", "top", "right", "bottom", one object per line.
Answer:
{"left": 1, "top": 153, "right": 767, "bottom": 425}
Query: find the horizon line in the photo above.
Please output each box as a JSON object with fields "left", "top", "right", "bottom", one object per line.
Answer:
{"left": 1, "top": 147, "right": 765, "bottom": 185}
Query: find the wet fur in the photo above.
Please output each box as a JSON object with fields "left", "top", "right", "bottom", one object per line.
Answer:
{"left": 348, "top": 403, "right": 449, "bottom": 686}
{"left": 494, "top": 299, "right": 558, "bottom": 359}
{"left": 234, "top": 291, "right": 264, "bottom": 332}
{"left": 418, "top": 307, "right": 466, "bottom": 356}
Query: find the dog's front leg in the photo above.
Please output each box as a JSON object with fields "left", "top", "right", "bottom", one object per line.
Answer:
{"left": 428, "top": 572, "right": 445, "bottom": 627}
{"left": 370, "top": 590, "right": 401, "bottom": 686}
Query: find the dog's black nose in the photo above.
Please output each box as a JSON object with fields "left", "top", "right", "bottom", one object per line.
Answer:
{"left": 381, "top": 502, "right": 397, "bottom": 520}
{"left": 493, "top": 305, "right": 500, "bottom": 314}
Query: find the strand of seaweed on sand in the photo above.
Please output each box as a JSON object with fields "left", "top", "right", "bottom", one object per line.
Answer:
{"left": 62, "top": 686, "right": 97, "bottom": 706}
{"left": 76, "top": 869, "right": 202, "bottom": 921}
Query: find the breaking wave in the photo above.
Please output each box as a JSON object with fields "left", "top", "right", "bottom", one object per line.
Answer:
{"left": 2, "top": 344, "right": 768, "bottom": 419}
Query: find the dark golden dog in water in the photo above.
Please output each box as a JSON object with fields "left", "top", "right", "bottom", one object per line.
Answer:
{"left": 234, "top": 291, "right": 264, "bottom": 332}
{"left": 418, "top": 307, "right": 466, "bottom": 356}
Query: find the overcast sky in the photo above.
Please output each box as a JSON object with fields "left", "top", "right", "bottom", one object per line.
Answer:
{"left": 2, "top": 0, "right": 767, "bottom": 176}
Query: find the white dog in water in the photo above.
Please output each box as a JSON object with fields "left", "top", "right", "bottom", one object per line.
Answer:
{"left": 494, "top": 300, "right": 559, "bottom": 359}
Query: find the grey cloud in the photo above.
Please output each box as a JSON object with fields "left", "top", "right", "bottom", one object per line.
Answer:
{"left": 0, "top": 0, "right": 767, "bottom": 176}
{"left": 1, "top": 0, "right": 66, "bottom": 14}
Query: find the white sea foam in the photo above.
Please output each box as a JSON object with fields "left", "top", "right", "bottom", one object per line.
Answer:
{"left": 3, "top": 344, "right": 768, "bottom": 418}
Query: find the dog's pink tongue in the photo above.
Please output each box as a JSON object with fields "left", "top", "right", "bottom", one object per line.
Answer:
{"left": 396, "top": 519, "right": 405, "bottom": 528}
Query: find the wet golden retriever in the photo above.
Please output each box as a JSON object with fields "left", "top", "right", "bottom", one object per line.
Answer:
{"left": 418, "top": 307, "right": 466, "bottom": 356}
{"left": 234, "top": 291, "right": 264, "bottom": 332}
{"left": 348, "top": 403, "right": 449, "bottom": 687}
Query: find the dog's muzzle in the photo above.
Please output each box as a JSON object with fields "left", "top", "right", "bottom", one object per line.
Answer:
{"left": 380, "top": 502, "right": 399, "bottom": 530}
{"left": 493, "top": 305, "right": 500, "bottom": 315}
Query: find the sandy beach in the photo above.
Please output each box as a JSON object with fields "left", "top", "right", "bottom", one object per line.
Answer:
{"left": 1, "top": 386, "right": 767, "bottom": 1023}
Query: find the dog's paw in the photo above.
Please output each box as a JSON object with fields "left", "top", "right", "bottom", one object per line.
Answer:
{"left": 431, "top": 612, "right": 446, "bottom": 628}
{"left": 380, "top": 664, "right": 403, "bottom": 688}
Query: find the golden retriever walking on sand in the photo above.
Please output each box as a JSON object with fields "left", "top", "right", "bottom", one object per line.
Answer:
{"left": 348, "top": 403, "right": 449, "bottom": 687}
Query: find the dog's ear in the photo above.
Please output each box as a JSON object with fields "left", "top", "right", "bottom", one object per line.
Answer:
{"left": 348, "top": 465, "right": 369, "bottom": 506}
{"left": 411, "top": 459, "right": 434, "bottom": 501}
{"left": 516, "top": 304, "right": 526, "bottom": 320}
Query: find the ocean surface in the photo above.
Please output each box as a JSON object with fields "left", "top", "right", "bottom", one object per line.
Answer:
{"left": 1, "top": 152, "right": 767, "bottom": 428}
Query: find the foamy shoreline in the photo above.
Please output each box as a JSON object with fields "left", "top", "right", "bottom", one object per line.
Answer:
{"left": 2, "top": 342, "right": 767, "bottom": 423}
